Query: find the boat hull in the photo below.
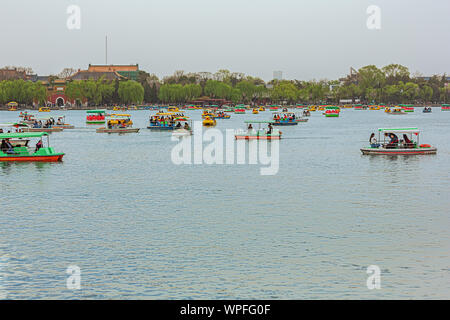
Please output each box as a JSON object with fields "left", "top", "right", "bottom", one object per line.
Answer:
{"left": 22, "top": 127, "right": 63, "bottom": 133}
{"left": 272, "top": 122, "right": 298, "bottom": 126}
{"left": 361, "top": 147, "right": 437, "bottom": 155}
{"left": 0, "top": 154, "right": 64, "bottom": 162}
{"left": 96, "top": 128, "right": 140, "bottom": 133}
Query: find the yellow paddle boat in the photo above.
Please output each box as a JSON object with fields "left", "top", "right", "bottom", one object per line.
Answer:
{"left": 39, "top": 106, "right": 51, "bottom": 112}
{"left": 203, "top": 116, "right": 216, "bottom": 127}
{"left": 252, "top": 108, "right": 259, "bottom": 114}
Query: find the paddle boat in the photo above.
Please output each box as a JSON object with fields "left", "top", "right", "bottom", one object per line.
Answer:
{"left": 234, "top": 108, "right": 246, "bottom": 114}
{"left": 39, "top": 106, "right": 51, "bottom": 112}
{"left": 272, "top": 112, "right": 304, "bottom": 125}
{"left": 441, "top": 104, "right": 450, "bottom": 111}
{"left": 86, "top": 110, "right": 107, "bottom": 124}
{"left": 235, "top": 121, "right": 282, "bottom": 140}
{"left": 0, "top": 123, "right": 29, "bottom": 146}
{"left": 361, "top": 128, "right": 437, "bottom": 155}
{"left": 202, "top": 116, "right": 216, "bottom": 127}
{"left": 51, "top": 116, "right": 75, "bottom": 129}
{"left": 215, "top": 111, "right": 231, "bottom": 119}
{"left": 386, "top": 107, "right": 407, "bottom": 115}
{"left": 324, "top": 106, "right": 340, "bottom": 117}
{"left": 20, "top": 113, "right": 37, "bottom": 125}
{"left": 369, "top": 105, "right": 381, "bottom": 110}
{"left": 22, "top": 117, "right": 64, "bottom": 133}
{"left": 269, "top": 105, "right": 280, "bottom": 111}
{"left": 252, "top": 108, "right": 259, "bottom": 114}
{"left": 259, "top": 106, "right": 266, "bottom": 112}
{"left": 202, "top": 110, "right": 216, "bottom": 119}
{"left": 308, "top": 105, "right": 317, "bottom": 112}
{"left": 7, "top": 102, "right": 18, "bottom": 111}
{"left": 400, "top": 104, "right": 414, "bottom": 113}
{"left": 97, "top": 114, "right": 139, "bottom": 133}
{"left": 172, "top": 120, "right": 193, "bottom": 137}
{"left": 168, "top": 106, "right": 180, "bottom": 112}
{"left": 0, "top": 132, "right": 64, "bottom": 162}
{"left": 423, "top": 107, "right": 432, "bottom": 113}
{"left": 354, "top": 104, "right": 367, "bottom": 110}
{"left": 148, "top": 113, "right": 178, "bottom": 130}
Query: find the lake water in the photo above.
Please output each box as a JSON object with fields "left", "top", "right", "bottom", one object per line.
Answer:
{"left": 0, "top": 108, "right": 449, "bottom": 299}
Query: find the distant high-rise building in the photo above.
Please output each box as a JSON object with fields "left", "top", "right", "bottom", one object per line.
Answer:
{"left": 273, "top": 71, "right": 283, "bottom": 80}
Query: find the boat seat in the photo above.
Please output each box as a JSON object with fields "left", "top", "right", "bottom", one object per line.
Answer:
{"left": 13, "top": 147, "right": 30, "bottom": 155}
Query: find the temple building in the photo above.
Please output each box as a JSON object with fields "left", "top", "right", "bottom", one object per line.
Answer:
{"left": 38, "top": 64, "right": 140, "bottom": 107}
{"left": 70, "top": 64, "right": 139, "bottom": 81}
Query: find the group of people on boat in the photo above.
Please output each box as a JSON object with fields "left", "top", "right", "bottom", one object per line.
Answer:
{"left": 1, "top": 138, "right": 42, "bottom": 154}
{"left": 369, "top": 133, "right": 415, "bottom": 149}
{"left": 273, "top": 113, "right": 295, "bottom": 122}
{"left": 32, "top": 117, "right": 63, "bottom": 129}
{"left": 247, "top": 123, "right": 273, "bottom": 134}
{"left": 150, "top": 115, "right": 176, "bottom": 127}
{"left": 107, "top": 118, "right": 132, "bottom": 129}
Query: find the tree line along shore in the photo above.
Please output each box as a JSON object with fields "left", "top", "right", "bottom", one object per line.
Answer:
{"left": 0, "top": 64, "right": 448, "bottom": 108}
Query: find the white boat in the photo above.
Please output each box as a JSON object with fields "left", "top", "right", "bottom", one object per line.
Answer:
{"left": 361, "top": 128, "right": 437, "bottom": 155}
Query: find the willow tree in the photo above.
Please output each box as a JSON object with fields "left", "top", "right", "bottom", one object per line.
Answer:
{"left": 118, "top": 81, "right": 145, "bottom": 104}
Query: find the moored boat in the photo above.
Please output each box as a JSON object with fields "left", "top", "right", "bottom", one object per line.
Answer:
{"left": 0, "top": 132, "right": 64, "bottom": 162}
{"left": 423, "top": 107, "right": 432, "bottom": 113}
{"left": 361, "top": 128, "right": 437, "bottom": 155}
{"left": 441, "top": 104, "right": 450, "bottom": 111}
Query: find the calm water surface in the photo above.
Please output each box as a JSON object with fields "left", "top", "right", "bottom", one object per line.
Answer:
{"left": 0, "top": 108, "right": 449, "bottom": 299}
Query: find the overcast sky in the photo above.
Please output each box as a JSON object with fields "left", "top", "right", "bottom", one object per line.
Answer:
{"left": 1, "top": 0, "right": 449, "bottom": 80}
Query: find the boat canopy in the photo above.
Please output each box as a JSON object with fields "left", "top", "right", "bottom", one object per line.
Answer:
{"left": 110, "top": 114, "right": 131, "bottom": 117}
{"left": 155, "top": 112, "right": 175, "bottom": 116}
{"left": 87, "top": 110, "right": 106, "bottom": 113}
{"left": 378, "top": 128, "right": 420, "bottom": 134}
{"left": 7, "top": 101, "right": 18, "bottom": 106}
{"left": 0, "top": 132, "right": 49, "bottom": 139}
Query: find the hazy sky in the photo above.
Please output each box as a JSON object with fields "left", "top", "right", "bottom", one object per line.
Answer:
{"left": 1, "top": 0, "right": 449, "bottom": 80}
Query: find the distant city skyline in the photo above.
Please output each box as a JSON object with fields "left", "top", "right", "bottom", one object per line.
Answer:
{"left": 0, "top": 0, "right": 449, "bottom": 81}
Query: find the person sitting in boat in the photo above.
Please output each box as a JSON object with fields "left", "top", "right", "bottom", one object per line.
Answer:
{"left": 1, "top": 139, "right": 15, "bottom": 154}
{"left": 369, "top": 133, "right": 380, "bottom": 148}
{"left": 184, "top": 122, "right": 190, "bottom": 130}
{"left": 248, "top": 124, "right": 253, "bottom": 131}
{"left": 35, "top": 140, "right": 43, "bottom": 152}
{"left": 267, "top": 123, "right": 273, "bottom": 135}
{"left": 386, "top": 133, "right": 399, "bottom": 149}
{"left": 57, "top": 118, "right": 63, "bottom": 125}
{"left": 403, "top": 134, "right": 414, "bottom": 148}
{"left": 176, "top": 122, "right": 182, "bottom": 128}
